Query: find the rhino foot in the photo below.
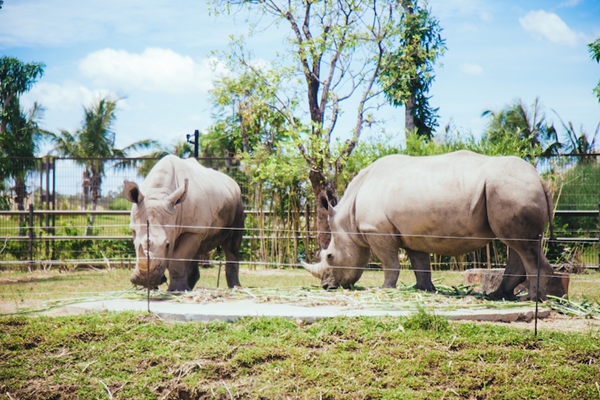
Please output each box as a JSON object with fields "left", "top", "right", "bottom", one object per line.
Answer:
{"left": 517, "top": 292, "right": 547, "bottom": 302}
{"left": 487, "top": 289, "right": 518, "bottom": 301}
{"left": 167, "top": 283, "right": 192, "bottom": 292}
{"left": 414, "top": 282, "right": 436, "bottom": 292}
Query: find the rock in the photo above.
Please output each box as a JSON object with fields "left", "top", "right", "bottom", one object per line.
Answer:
{"left": 463, "top": 268, "right": 569, "bottom": 296}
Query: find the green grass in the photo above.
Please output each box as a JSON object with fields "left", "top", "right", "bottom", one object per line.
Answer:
{"left": 1, "top": 312, "right": 599, "bottom": 399}
{"left": 1, "top": 268, "right": 600, "bottom": 398}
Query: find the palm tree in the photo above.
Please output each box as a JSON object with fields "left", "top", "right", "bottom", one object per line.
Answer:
{"left": 50, "top": 97, "right": 156, "bottom": 234}
{"left": 482, "top": 98, "right": 562, "bottom": 157}
{"left": 554, "top": 112, "right": 599, "bottom": 162}
{"left": 11, "top": 103, "right": 50, "bottom": 212}
{"left": 0, "top": 56, "right": 45, "bottom": 211}
{"left": 135, "top": 140, "right": 194, "bottom": 178}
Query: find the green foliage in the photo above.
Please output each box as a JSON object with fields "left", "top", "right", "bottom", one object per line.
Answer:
{"left": 108, "top": 197, "right": 131, "bottom": 211}
{"left": 211, "top": 0, "right": 413, "bottom": 197}
{"left": 554, "top": 111, "right": 599, "bottom": 155}
{"left": 481, "top": 97, "right": 560, "bottom": 157}
{"left": 0, "top": 57, "right": 47, "bottom": 210}
{"left": 204, "top": 67, "right": 297, "bottom": 158}
{"left": 589, "top": 37, "right": 600, "bottom": 102}
{"left": 134, "top": 141, "right": 192, "bottom": 178}
{"left": 379, "top": 0, "right": 446, "bottom": 139}
{"left": 555, "top": 163, "right": 600, "bottom": 210}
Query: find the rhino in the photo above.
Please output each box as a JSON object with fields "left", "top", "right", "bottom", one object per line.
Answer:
{"left": 124, "top": 155, "right": 244, "bottom": 291}
{"left": 302, "top": 150, "right": 565, "bottom": 301}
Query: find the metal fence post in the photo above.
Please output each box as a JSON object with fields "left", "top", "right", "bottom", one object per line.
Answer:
{"left": 28, "top": 204, "right": 34, "bottom": 272}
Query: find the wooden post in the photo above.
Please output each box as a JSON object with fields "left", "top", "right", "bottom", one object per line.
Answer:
{"left": 305, "top": 202, "right": 311, "bottom": 263}
{"left": 28, "top": 204, "right": 34, "bottom": 272}
{"left": 535, "top": 234, "right": 542, "bottom": 336}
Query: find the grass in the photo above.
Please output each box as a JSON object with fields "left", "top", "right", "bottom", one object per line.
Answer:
{"left": 1, "top": 268, "right": 600, "bottom": 398}
{"left": 1, "top": 312, "right": 599, "bottom": 399}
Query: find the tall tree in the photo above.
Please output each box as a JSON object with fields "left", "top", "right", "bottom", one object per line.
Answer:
{"left": 205, "top": 70, "right": 296, "bottom": 158}
{"left": 554, "top": 112, "right": 599, "bottom": 162}
{"left": 589, "top": 37, "right": 600, "bottom": 102}
{"left": 482, "top": 98, "right": 561, "bottom": 157}
{"left": 50, "top": 97, "right": 155, "bottom": 234}
{"left": 213, "top": 0, "right": 407, "bottom": 248}
{"left": 378, "top": 0, "right": 446, "bottom": 140}
{"left": 0, "top": 57, "right": 45, "bottom": 211}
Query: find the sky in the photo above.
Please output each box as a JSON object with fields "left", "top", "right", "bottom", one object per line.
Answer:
{"left": 1, "top": 0, "right": 599, "bottom": 156}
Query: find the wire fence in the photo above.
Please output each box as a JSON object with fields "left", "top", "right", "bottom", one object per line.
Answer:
{"left": 0, "top": 154, "right": 599, "bottom": 273}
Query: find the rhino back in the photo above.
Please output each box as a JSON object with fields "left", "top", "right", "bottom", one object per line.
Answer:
{"left": 142, "top": 155, "right": 243, "bottom": 230}
{"left": 350, "top": 151, "right": 549, "bottom": 254}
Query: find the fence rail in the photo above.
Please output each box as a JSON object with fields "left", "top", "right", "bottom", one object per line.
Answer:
{"left": 1, "top": 155, "right": 600, "bottom": 271}
{"left": 1, "top": 206, "right": 599, "bottom": 270}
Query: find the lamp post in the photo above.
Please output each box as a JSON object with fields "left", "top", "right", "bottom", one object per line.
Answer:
{"left": 186, "top": 129, "right": 199, "bottom": 159}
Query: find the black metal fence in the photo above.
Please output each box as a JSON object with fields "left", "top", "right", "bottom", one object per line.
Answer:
{"left": 0, "top": 155, "right": 599, "bottom": 271}
{"left": 0, "top": 156, "right": 313, "bottom": 270}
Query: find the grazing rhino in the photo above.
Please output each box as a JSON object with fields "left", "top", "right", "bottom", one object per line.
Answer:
{"left": 124, "top": 155, "right": 244, "bottom": 291}
{"left": 302, "top": 150, "right": 565, "bottom": 301}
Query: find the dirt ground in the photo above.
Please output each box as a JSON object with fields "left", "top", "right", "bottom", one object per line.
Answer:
{"left": 2, "top": 272, "right": 599, "bottom": 333}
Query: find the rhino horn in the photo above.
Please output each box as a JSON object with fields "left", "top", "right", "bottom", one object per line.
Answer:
{"left": 137, "top": 244, "right": 148, "bottom": 273}
{"left": 301, "top": 261, "right": 324, "bottom": 279}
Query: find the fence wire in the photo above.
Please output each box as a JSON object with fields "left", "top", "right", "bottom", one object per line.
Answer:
{"left": 0, "top": 221, "right": 597, "bottom": 280}
{"left": 1, "top": 155, "right": 600, "bottom": 274}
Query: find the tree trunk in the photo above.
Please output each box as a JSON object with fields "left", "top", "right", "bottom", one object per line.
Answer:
{"left": 405, "top": 94, "right": 416, "bottom": 137}
{"left": 308, "top": 168, "right": 338, "bottom": 253}
{"left": 86, "top": 168, "right": 102, "bottom": 236}
{"left": 14, "top": 177, "right": 27, "bottom": 235}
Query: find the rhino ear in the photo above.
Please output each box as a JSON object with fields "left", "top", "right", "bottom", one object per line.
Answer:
{"left": 167, "top": 178, "right": 188, "bottom": 206}
{"left": 124, "top": 180, "right": 144, "bottom": 204}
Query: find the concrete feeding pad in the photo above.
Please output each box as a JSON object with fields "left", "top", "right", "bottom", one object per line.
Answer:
{"left": 62, "top": 298, "right": 551, "bottom": 323}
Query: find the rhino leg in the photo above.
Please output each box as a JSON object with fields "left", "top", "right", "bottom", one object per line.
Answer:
{"left": 494, "top": 241, "right": 553, "bottom": 302}
{"left": 514, "top": 245, "right": 553, "bottom": 302}
{"left": 488, "top": 250, "right": 526, "bottom": 301}
{"left": 167, "top": 234, "right": 203, "bottom": 292}
{"left": 405, "top": 249, "right": 436, "bottom": 292}
{"left": 222, "top": 219, "right": 243, "bottom": 289}
{"left": 366, "top": 234, "right": 401, "bottom": 288}
{"left": 186, "top": 262, "right": 200, "bottom": 290}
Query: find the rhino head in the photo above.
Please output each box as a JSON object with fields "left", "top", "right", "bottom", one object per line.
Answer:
{"left": 124, "top": 179, "right": 188, "bottom": 289}
{"left": 302, "top": 197, "right": 370, "bottom": 289}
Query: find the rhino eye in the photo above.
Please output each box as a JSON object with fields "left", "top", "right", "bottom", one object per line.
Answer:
{"left": 166, "top": 241, "right": 170, "bottom": 250}
{"left": 327, "top": 253, "right": 333, "bottom": 262}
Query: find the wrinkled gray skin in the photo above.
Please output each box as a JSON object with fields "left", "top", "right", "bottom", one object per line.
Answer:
{"left": 124, "top": 155, "right": 244, "bottom": 291}
{"left": 303, "top": 150, "right": 565, "bottom": 302}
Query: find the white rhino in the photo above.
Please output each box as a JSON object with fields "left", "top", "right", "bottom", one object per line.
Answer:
{"left": 124, "top": 155, "right": 244, "bottom": 291}
{"left": 302, "top": 150, "right": 565, "bottom": 301}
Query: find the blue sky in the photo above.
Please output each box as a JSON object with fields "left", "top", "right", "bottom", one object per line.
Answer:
{"left": 1, "top": 0, "right": 599, "bottom": 155}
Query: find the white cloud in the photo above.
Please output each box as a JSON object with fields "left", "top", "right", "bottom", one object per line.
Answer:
{"left": 21, "top": 81, "right": 115, "bottom": 112}
{"left": 0, "top": 0, "right": 218, "bottom": 48}
{"left": 79, "top": 48, "right": 227, "bottom": 94}
{"left": 519, "top": 10, "right": 582, "bottom": 47}
{"left": 461, "top": 63, "right": 483, "bottom": 75}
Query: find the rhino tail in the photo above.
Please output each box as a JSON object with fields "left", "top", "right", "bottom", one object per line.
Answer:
{"left": 541, "top": 178, "right": 554, "bottom": 241}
